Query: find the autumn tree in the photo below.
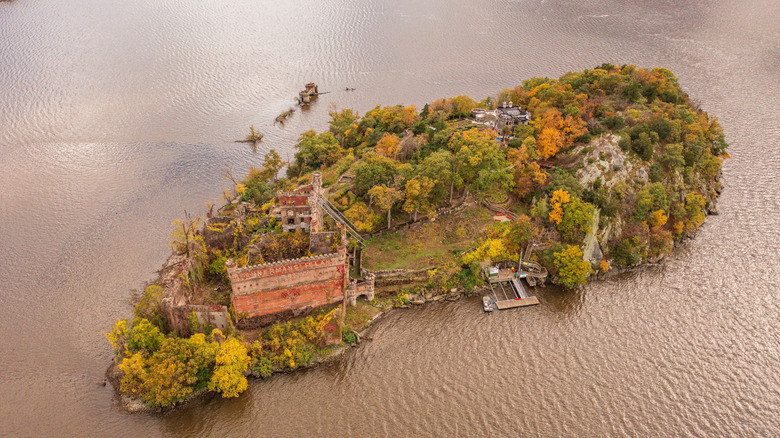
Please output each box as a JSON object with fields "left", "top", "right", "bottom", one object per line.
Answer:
{"left": 208, "top": 334, "right": 250, "bottom": 398}
{"left": 375, "top": 132, "right": 400, "bottom": 158}
{"left": 328, "top": 107, "right": 360, "bottom": 147}
{"left": 403, "top": 176, "right": 436, "bottom": 221}
{"left": 344, "top": 201, "right": 382, "bottom": 233}
{"left": 505, "top": 215, "right": 534, "bottom": 254}
{"left": 448, "top": 128, "right": 513, "bottom": 196}
{"left": 508, "top": 138, "right": 547, "bottom": 197}
{"left": 449, "top": 95, "right": 478, "bottom": 118}
{"left": 554, "top": 245, "right": 591, "bottom": 288}
{"left": 253, "top": 149, "right": 285, "bottom": 183}
{"left": 548, "top": 189, "right": 571, "bottom": 225}
{"left": 558, "top": 196, "right": 595, "bottom": 243}
{"left": 362, "top": 104, "right": 419, "bottom": 134}
{"left": 531, "top": 109, "right": 588, "bottom": 159}
{"left": 684, "top": 192, "right": 706, "bottom": 234}
{"left": 368, "top": 185, "right": 404, "bottom": 229}
{"left": 461, "top": 237, "right": 509, "bottom": 267}
{"left": 170, "top": 214, "right": 203, "bottom": 258}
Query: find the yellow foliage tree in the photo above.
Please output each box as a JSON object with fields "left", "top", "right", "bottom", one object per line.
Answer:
{"left": 461, "top": 238, "right": 510, "bottom": 266}
{"left": 548, "top": 189, "right": 571, "bottom": 225}
{"left": 537, "top": 127, "right": 564, "bottom": 160}
{"left": 554, "top": 245, "right": 591, "bottom": 288}
{"left": 208, "top": 337, "right": 250, "bottom": 398}
{"left": 368, "top": 185, "right": 404, "bottom": 229}
{"left": 403, "top": 176, "right": 437, "bottom": 221}
{"left": 344, "top": 201, "right": 382, "bottom": 233}
{"left": 648, "top": 209, "right": 668, "bottom": 229}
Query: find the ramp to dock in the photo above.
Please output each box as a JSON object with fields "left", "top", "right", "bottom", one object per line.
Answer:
{"left": 510, "top": 278, "right": 528, "bottom": 299}
{"left": 496, "top": 296, "right": 539, "bottom": 309}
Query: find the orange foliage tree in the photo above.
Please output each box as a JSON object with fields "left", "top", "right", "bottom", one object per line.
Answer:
{"left": 375, "top": 133, "right": 400, "bottom": 158}
{"left": 531, "top": 109, "right": 588, "bottom": 159}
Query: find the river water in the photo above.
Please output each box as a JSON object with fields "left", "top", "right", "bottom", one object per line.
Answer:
{"left": 1, "top": 0, "right": 778, "bottom": 436}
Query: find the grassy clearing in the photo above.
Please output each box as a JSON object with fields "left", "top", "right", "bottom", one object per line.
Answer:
{"left": 362, "top": 205, "right": 493, "bottom": 271}
{"left": 343, "top": 300, "right": 385, "bottom": 332}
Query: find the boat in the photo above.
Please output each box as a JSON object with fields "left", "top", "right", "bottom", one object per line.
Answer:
{"left": 482, "top": 296, "right": 495, "bottom": 313}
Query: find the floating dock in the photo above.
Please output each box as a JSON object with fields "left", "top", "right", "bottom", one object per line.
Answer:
{"left": 496, "top": 296, "right": 539, "bottom": 309}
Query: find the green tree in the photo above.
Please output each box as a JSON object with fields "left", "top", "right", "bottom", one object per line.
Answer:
{"left": 558, "top": 196, "right": 595, "bottom": 242}
{"left": 133, "top": 285, "right": 164, "bottom": 329}
{"left": 505, "top": 215, "right": 534, "bottom": 254}
{"left": 659, "top": 143, "right": 685, "bottom": 171}
{"left": 352, "top": 152, "right": 401, "bottom": 196}
{"left": 634, "top": 182, "right": 669, "bottom": 222}
{"left": 684, "top": 192, "right": 706, "bottom": 233}
{"left": 126, "top": 318, "right": 165, "bottom": 355}
{"left": 290, "top": 130, "right": 343, "bottom": 176}
{"left": 448, "top": 128, "right": 513, "bottom": 196}
{"left": 368, "top": 185, "right": 404, "bottom": 229}
{"left": 417, "top": 150, "right": 454, "bottom": 204}
{"left": 328, "top": 107, "right": 360, "bottom": 146}
{"left": 554, "top": 245, "right": 590, "bottom": 288}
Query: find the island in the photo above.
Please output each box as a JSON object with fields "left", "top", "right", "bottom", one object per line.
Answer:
{"left": 105, "top": 64, "right": 728, "bottom": 411}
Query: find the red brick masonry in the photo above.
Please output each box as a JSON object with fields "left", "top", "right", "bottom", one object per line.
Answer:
{"left": 227, "top": 252, "right": 346, "bottom": 319}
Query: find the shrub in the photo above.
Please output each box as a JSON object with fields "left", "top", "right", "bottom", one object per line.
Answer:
{"left": 610, "top": 236, "right": 644, "bottom": 267}
{"left": 393, "top": 291, "right": 410, "bottom": 307}
{"left": 133, "top": 285, "right": 164, "bottom": 329}
{"left": 342, "top": 331, "right": 357, "bottom": 344}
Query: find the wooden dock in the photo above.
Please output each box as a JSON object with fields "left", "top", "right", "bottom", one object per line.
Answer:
{"left": 486, "top": 268, "right": 540, "bottom": 310}
{"left": 496, "top": 296, "right": 539, "bottom": 309}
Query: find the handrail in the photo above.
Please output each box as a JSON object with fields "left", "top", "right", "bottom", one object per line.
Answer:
{"left": 317, "top": 194, "right": 365, "bottom": 246}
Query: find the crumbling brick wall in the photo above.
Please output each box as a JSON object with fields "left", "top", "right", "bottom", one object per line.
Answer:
{"left": 158, "top": 252, "right": 231, "bottom": 336}
{"left": 163, "top": 303, "right": 231, "bottom": 336}
{"left": 226, "top": 249, "right": 347, "bottom": 323}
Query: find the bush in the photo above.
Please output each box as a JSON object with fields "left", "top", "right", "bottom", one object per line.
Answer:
{"left": 610, "top": 236, "right": 644, "bottom": 267}
{"left": 393, "top": 291, "right": 410, "bottom": 307}
{"left": 133, "top": 285, "right": 164, "bottom": 329}
{"left": 207, "top": 256, "right": 229, "bottom": 283}
{"left": 251, "top": 355, "right": 273, "bottom": 378}
{"left": 343, "top": 331, "right": 357, "bottom": 344}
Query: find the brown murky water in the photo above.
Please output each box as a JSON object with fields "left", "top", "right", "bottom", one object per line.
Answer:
{"left": 1, "top": 0, "right": 779, "bottom": 436}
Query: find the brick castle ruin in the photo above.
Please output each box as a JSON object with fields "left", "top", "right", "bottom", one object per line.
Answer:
{"left": 226, "top": 172, "right": 374, "bottom": 325}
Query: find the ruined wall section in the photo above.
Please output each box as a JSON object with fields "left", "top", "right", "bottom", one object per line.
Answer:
{"left": 226, "top": 247, "right": 347, "bottom": 321}
{"left": 160, "top": 251, "right": 231, "bottom": 336}
{"left": 164, "top": 304, "right": 231, "bottom": 335}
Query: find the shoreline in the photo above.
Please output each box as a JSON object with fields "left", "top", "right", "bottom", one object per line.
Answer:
{"left": 107, "top": 238, "right": 694, "bottom": 414}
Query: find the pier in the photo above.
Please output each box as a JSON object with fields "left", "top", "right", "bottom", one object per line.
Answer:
{"left": 483, "top": 264, "right": 541, "bottom": 311}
